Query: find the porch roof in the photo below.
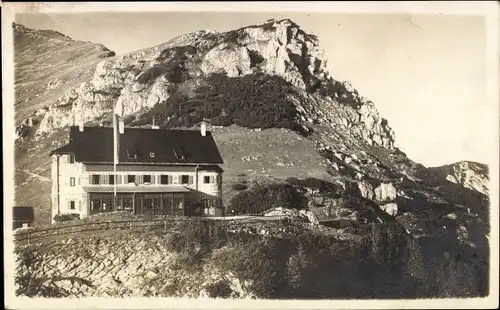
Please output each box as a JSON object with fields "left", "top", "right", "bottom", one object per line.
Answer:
{"left": 82, "top": 185, "right": 191, "bottom": 193}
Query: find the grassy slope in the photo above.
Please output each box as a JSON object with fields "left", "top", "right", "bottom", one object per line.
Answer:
{"left": 14, "top": 25, "right": 115, "bottom": 122}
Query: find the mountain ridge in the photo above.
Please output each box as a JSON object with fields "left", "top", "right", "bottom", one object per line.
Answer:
{"left": 13, "top": 22, "right": 116, "bottom": 128}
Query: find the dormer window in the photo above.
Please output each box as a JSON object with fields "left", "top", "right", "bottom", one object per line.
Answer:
{"left": 126, "top": 148, "right": 138, "bottom": 159}
{"left": 149, "top": 152, "right": 155, "bottom": 158}
{"left": 173, "top": 147, "right": 186, "bottom": 161}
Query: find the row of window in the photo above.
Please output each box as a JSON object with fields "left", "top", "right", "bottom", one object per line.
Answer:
{"left": 68, "top": 197, "right": 219, "bottom": 215}
{"left": 68, "top": 174, "right": 217, "bottom": 186}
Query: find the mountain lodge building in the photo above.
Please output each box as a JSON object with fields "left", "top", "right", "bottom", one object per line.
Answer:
{"left": 49, "top": 117, "right": 224, "bottom": 222}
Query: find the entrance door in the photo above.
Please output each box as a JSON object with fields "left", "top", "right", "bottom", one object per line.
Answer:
{"left": 122, "top": 198, "right": 133, "bottom": 212}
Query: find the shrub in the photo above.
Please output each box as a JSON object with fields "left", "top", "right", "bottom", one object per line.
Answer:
{"left": 147, "top": 72, "right": 313, "bottom": 136}
{"left": 284, "top": 177, "right": 300, "bottom": 185}
{"left": 231, "top": 183, "right": 248, "bottom": 191}
{"left": 210, "top": 238, "right": 281, "bottom": 298}
{"left": 53, "top": 213, "right": 80, "bottom": 223}
{"left": 205, "top": 280, "right": 233, "bottom": 298}
{"left": 228, "top": 183, "right": 307, "bottom": 215}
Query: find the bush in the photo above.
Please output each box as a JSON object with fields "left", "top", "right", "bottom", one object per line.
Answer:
{"left": 148, "top": 72, "right": 313, "bottom": 136}
{"left": 210, "top": 238, "right": 281, "bottom": 298}
{"left": 205, "top": 280, "right": 233, "bottom": 298}
{"left": 53, "top": 213, "right": 80, "bottom": 223}
{"left": 231, "top": 183, "right": 248, "bottom": 191}
{"left": 228, "top": 183, "right": 307, "bottom": 215}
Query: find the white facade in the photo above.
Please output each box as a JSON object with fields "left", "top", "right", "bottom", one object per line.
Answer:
{"left": 51, "top": 154, "right": 223, "bottom": 222}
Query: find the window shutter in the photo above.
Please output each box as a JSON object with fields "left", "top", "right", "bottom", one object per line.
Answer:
{"left": 210, "top": 176, "right": 215, "bottom": 183}
{"left": 103, "top": 174, "right": 109, "bottom": 184}
{"left": 168, "top": 175, "right": 173, "bottom": 184}
{"left": 189, "top": 175, "right": 193, "bottom": 185}
{"left": 117, "top": 175, "right": 122, "bottom": 184}
{"left": 137, "top": 175, "right": 143, "bottom": 184}
{"left": 151, "top": 175, "right": 156, "bottom": 184}
{"left": 173, "top": 175, "right": 178, "bottom": 184}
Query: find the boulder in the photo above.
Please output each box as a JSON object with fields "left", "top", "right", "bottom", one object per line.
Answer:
{"left": 374, "top": 182, "right": 397, "bottom": 203}
{"left": 379, "top": 203, "right": 398, "bottom": 216}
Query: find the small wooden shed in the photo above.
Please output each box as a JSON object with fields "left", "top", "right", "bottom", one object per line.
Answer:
{"left": 13, "top": 206, "right": 34, "bottom": 230}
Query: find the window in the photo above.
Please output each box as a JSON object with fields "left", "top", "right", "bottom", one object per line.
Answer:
{"left": 181, "top": 175, "right": 190, "bottom": 184}
{"left": 150, "top": 152, "right": 155, "bottom": 158}
{"left": 127, "top": 175, "right": 136, "bottom": 183}
{"left": 144, "top": 198, "right": 153, "bottom": 209}
{"left": 203, "top": 199, "right": 217, "bottom": 215}
{"left": 91, "top": 199, "right": 101, "bottom": 211}
{"left": 68, "top": 154, "right": 75, "bottom": 163}
{"left": 143, "top": 175, "right": 152, "bottom": 183}
{"left": 91, "top": 174, "right": 100, "bottom": 185}
{"left": 69, "top": 201, "right": 75, "bottom": 210}
{"left": 204, "top": 176, "right": 211, "bottom": 184}
{"left": 109, "top": 175, "right": 115, "bottom": 185}
{"left": 70, "top": 177, "right": 75, "bottom": 186}
{"left": 160, "top": 175, "right": 169, "bottom": 185}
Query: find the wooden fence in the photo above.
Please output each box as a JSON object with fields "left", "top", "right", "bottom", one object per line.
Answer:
{"left": 13, "top": 216, "right": 300, "bottom": 245}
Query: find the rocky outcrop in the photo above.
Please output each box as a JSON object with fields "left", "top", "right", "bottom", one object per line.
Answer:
{"left": 16, "top": 19, "right": 395, "bottom": 150}
{"left": 15, "top": 233, "right": 255, "bottom": 298}
{"left": 443, "top": 161, "right": 489, "bottom": 196}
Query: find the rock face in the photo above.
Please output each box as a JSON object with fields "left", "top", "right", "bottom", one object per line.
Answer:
{"left": 14, "top": 232, "right": 255, "bottom": 298}
{"left": 415, "top": 161, "right": 489, "bottom": 197}
{"left": 443, "top": 161, "right": 489, "bottom": 196}
{"left": 16, "top": 19, "right": 395, "bottom": 149}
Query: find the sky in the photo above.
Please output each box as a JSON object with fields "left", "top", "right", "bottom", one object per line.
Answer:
{"left": 15, "top": 11, "right": 492, "bottom": 167}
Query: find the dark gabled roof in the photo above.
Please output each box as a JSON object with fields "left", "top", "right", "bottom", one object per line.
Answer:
{"left": 49, "top": 126, "right": 224, "bottom": 165}
{"left": 13, "top": 206, "right": 35, "bottom": 222}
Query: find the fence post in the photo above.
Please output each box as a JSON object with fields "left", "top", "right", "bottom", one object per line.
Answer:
{"left": 164, "top": 220, "right": 167, "bottom": 232}
{"left": 27, "top": 232, "right": 31, "bottom": 245}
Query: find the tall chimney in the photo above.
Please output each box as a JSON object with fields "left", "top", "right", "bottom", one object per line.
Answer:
{"left": 79, "top": 121, "right": 84, "bottom": 132}
{"left": 201, "top": 121, "right": 207, "bottom": 137}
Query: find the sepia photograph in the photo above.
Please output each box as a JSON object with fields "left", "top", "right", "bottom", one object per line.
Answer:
{"left": 3, "top": 2, "right": 499, "bottom": 309}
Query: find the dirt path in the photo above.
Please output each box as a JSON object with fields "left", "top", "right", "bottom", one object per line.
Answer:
{"left": 17, "top": 169, "right": 51, "bottom": 182}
